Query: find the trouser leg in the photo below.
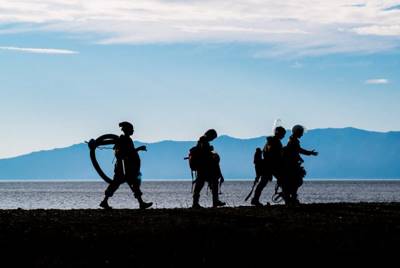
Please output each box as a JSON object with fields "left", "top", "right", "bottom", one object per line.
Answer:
{"left": 286, "top": 180, "right": 298, "bottom": 204}
{"left": 289, "top": 176, "right": 302, "bottom": 203}
{"left": 210, "top": 179, "right": 219, "bottom": 204}
{"left": 105, "top": 177, "right": 124, "bottom": 198}
{"left": 127, "top": 177, "right": 143, "bottom": 199}
{"left": 292, "top": 183, "right": 300, "bottom": 203}
{"left": 280, "top": 183, "right": 288, "bottom": 203}
{"left": 124, "top": 175, "right": 145, "bottom": 207}
{"left": 253, "top": 174, "right": 270, "bottom": 202}
{"left": 193, "top": 177, "right": 205, "bottom": 205}
{"left": 280, "top": 177, "right": 291, "bottom": 204}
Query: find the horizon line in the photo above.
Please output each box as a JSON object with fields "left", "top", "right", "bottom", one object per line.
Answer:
{"left": 1, "top": 178, "right": 400, "bottom": 182}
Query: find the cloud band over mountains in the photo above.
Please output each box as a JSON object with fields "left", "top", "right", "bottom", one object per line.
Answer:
{"left": 0, "top": 0, "right": 399, "bottom": 57}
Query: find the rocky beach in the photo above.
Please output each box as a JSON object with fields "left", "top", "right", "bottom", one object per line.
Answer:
{"left": 1, "top": 203, "right": 399, "bottom": 266}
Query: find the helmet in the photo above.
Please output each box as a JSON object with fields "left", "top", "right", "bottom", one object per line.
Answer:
{"left": 292, "top": 125, "right": 305, "bottom": 135}
{"left": 274, "top": 126, "right": 286, "bottom": 135}
{"left": 204, "top": 129, "right": 218, "bottom": 141}
{"left": 119, "top": 121, "right": 134, "bottom": 131}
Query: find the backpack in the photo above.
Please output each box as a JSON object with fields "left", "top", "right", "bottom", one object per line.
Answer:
{"left": 184, "top": 145, "right": 201, "bottom": 192}
{"left": 188, "top": 146, "right": 201, "bottom": 172}
{"left": 253, "top": 147, "right": 263, "bottom": 164}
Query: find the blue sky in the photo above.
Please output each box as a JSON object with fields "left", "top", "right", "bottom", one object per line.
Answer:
{"left": 0, "top": 0, "right": 399, "bottom": 158}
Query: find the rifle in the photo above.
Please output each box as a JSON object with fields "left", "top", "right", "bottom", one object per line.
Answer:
{"left": 244, "top": 176, "right": 260, "bottom": 202}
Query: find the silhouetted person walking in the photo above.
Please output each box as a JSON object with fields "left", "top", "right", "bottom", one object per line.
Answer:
{"left": 251, "top": 127, "right": 286, "bottom": 207}
{"left": 245, "top": 148, "right": 264, "bottom": 202}
{"left": 100, "top": 122, "right": 153, "bottom": 210}
{"left": 253, "top": 148, "right": 263, "bottom": 182}
{"left": 191, "top": 129, "right": 226, "bottom": 208}
{"left": 282, "top": 125, "right": 318, "bottom": 205}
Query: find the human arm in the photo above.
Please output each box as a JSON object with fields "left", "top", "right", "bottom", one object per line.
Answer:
{"left": 136, "top": 145, "right": 147, "bottom": 152}
{"left": 300, "top": 147, "right": 318, "bottom": 156}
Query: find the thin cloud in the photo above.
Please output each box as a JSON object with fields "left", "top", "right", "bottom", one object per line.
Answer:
{"left": 290, "top": 62, "right": 304, "bottom": 68}
{"left": 384, "top": 4, "right": 400, "bottom": 11}
{"left": 0, "top": 46, "right": 78, "bottom": 54}
{"left": 353, "top": 25, "right": 400, "bottom": 36}
{"left": 365, "top": 79, "right": 389, "bottom": 84}
{"left": 0, "top": 1, "right": 399, "bottom": 57}
{"left": 351, "top": 4, "right": 367, "bottom": 8}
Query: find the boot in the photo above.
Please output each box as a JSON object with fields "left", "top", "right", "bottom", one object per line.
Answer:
{"left": 213, "top": 200, "right": 226, "bottom": 208}
{"left": 285, "top": 195, "right": 298, "bottom": 207}
{"left": 139, "top": 201, "right": 153, "bottom": 210}
{"left": 192, "top": 203, "right": 203, "bottom": 209}
{"left": 293, "top": 194, "right": 301, "bottom": 205}
{"left": 251, "top": 198, "right": 264, "bottom": 207}
{"left": 192, "top": 195, "right": 203, "bottom": 209}
{"left": 282, "top": 194, "right": 290, "bottom": 206}
{"left": 137, "top": 195, "right": 153, "bottom": 209}
{"left": 100, "top": 199, "right": 112, "bottom": 210}
{"left": 211, "top": 182, "right": 225, "bottom": 208}
{"left": 252, "top": 182, "right": 265, "bottom": 207}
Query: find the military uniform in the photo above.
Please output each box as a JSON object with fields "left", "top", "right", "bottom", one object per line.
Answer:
{"left": 282, "top": 135, "right": 313, "bottom": 204}
{"left": 252, "top": 136, "right": 284, "bottom": 204}
{"left": 105, "top": 135, "right": 142, "bottom": 199}
{"left": 192, "top": 136, "right": 224, "bottom": 207}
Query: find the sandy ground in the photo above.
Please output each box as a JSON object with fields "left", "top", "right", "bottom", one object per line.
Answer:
{"left": 1, "top": 203, "right": 399, "bottom": 267}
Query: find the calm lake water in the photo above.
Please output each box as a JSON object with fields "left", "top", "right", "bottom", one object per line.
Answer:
{"left": 0, "top": 180, "right": 399, "bottom": 209}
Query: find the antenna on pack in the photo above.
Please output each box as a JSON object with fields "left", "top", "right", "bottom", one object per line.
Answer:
{"left": 272, "top": 119, "right": 283, "bottom": 133}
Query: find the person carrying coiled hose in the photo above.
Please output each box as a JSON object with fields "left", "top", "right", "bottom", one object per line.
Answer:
{"left": 98, "top": 121, "right": 153, "bottom": 210}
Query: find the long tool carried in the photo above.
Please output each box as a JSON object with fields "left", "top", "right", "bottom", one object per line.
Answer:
{"left": 88, "top": 134, "right": 119, "bottom": 184}
{"left": 272, "top": 182, "right": 284, "bottom": 203}
{"left": 244, "top": 176, "right": 260, "bottom": 202}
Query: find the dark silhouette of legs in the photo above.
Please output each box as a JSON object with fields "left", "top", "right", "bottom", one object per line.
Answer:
{"left": 282, "top": 177, "right": 302, "bottom": 206}
{"left": 280, "top": 183, "right": 290, "bottom": 204}
{"left": 192, "top": 177, "right": 206, "bottom": 208}
{"left": 101, "top": 174, "right": 152, "bottom": 209}
{"left": 126, "top": 177, "right": 152, "bottom": 209}
{"left": 101, "top": 176, "right": 124, "bottom": 209}
{"left": 105, "top": 178, "right": 123, "bottom": 197}
{"left": 210, "top": 179, "right": 225, "bottom": 207}
{"left": 127, "top": 177, "right": 142, "bottom": 198}
{"left": 251, "top": 174, "right": 272, "bottom": 206}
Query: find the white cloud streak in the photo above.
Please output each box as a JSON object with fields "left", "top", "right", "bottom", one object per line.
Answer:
{"left": 290, "top": 62, "right": 303, "bottom": 68}
{"left": 365, "top": 79, "right": 389, "bottom": 84}
{"left": 353, "top": 25, "right": 400, "bottom": 36}
{"left": 0, "top": 1, "right": 399, "bottom": 57}
{"left": 0, "top": 46, "right": 78, "bottom": 54}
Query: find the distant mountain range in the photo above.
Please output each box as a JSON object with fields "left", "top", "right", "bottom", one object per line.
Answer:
{"left": 0, "top": 128, "right": 399, "bottom": 180}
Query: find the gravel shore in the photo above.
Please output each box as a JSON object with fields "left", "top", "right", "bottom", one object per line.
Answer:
{"left": 1, "top": 203, "right": 399, "bottom": 267}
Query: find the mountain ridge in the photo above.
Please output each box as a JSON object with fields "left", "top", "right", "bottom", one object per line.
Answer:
{"left": 0, "top": 128, "right": 399, "bottom": 180}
